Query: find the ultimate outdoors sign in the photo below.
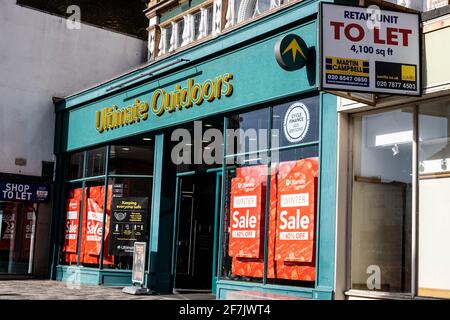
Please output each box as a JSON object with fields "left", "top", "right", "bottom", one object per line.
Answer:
{"left": 320, "top": 3, "right": 421, "bottom": 96}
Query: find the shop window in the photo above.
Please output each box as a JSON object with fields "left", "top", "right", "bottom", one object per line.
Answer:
{"left": 66, "top": 151, "right": 84, "bottom": 180}
{"left": 206, "top": 5, "right": 213, "bottom": 36}
{"left": 176, "top": 19, "right": 184, "bottom": 48}
{"left": 227, "top": 108, "right": 270, "bottom": 156}
{"left": 80, "top": 180, "right": 108, "bottom": 268}
{"left": 109, "top": 144, "right": 154, "bottom": 175}
{"left": 61, "top": 180, "right": 109, "bottom": 269}
{"left": 418, "top": 100, "right": 450, "bottom": 299}
{"left": 193, "top": 11, "right": 202, "bottom": 41}
{"left": 350, "top": 108, "right": 413, "bottom": 293}
{"left": 272, "top": 97, "right": 320, "bottom": 148}
{"left": 221, "top": 97, "right": 321, "bottom": 287}
{"left": 85, "top": 147, "right": 106, "bottom": 177}
{"left": 60, "top": 182, "right": 83, "bottom": 266}
{"left": 103, "top": 177, "right": 152, "bottom": 270}
{"left": 165, "top": 25, "right": 173, "bottom": 53}
{"left": 267, "top": 148, "right": 319, "bottom": 286}
{"left": 221, "top": 163, "right": 268, "bottom": 283}
{"left": 0, "top": 202, "right": 37, "bottom": 274}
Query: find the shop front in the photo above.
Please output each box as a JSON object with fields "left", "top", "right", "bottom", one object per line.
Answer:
{"left": 51, "top": 1, "right": 337, "bottom": 299}
{"left": 0, "top": 179, "right": 49, "bottom": 276}
{"left": 334, "top": 5, "right": 450, "bottom": 300}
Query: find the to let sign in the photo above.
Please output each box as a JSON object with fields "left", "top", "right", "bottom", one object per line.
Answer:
{"left": 320, "top": 3, "right": 421, "bottom": 96}
{"left": 0, "top": 182, "right": 49, "bottom": 203}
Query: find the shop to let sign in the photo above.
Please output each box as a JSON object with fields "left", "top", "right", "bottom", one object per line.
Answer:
{"left": 0, "top": 182, "right": 49, "bottom": 203}
{"left": 320, "top": 3, "right": 421, "bottom": 96}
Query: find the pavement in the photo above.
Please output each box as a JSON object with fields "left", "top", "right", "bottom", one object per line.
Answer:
{"left": 0, "top": 280, "right": 216, "bottom": 300}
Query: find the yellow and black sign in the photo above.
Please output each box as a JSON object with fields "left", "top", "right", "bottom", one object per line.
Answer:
{"left": 274, "top": 34, "right": 309, "bottom": 71}
{"left": 325, "top": 57, "right": 370, "bottom": 88}
{"left": 375, "top": 61, "right": 417, "bottom": 92}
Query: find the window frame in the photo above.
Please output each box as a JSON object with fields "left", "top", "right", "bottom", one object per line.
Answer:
{"left": 346, "top": 103, "right": 420, "bottom": 299}
{"left": 59, "top": 142, "right": 155, "bottom": 271}
{"left": 217, "top": 93, "right": 322, "bottom": 287}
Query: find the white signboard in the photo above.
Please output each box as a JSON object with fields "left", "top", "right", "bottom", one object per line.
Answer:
{"left": 320, "top": 3, "right": 421, "bottom": 96}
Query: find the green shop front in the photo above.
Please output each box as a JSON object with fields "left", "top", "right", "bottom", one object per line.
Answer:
{"left": 51, "top": 2, "right": 337, "bottom": 300}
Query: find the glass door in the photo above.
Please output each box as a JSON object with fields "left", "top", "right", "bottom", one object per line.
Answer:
{"left": 173, "top": 172, "right": 219, "bottom": 292}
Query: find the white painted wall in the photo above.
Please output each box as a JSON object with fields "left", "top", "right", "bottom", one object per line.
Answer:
{"left": 0, "top": 0, "right": 147, "bottom": 177}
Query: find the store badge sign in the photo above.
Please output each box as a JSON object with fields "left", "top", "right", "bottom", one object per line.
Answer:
{"left": 274, "top": 34, "right": 309, "bottom": 71}
{"left": 283, "top": 102, "right": 310, "bottom": 143}
{"left": 320, "top": 3, "right": 421, "bottom": 96}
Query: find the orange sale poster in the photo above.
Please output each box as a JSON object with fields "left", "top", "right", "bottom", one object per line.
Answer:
{"left": 230, "top": 165, "right": 278, "bottom": 278}
{"left": 275, "top": 158, "right": 318, "bottom": 281}
{"left": 228, "top": 177, "right": 263, "bottom": 259}
{"left": 81, "top": 186, "right": 113, "bottom": 265}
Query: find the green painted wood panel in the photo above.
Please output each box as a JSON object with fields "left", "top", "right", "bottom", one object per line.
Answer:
{"left": 316, "top": 92, "right": 337, "bottom": 293}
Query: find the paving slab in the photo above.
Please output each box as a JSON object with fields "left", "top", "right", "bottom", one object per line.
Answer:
{"left": 0, "top": 280, "right": 216, "bottom": 300}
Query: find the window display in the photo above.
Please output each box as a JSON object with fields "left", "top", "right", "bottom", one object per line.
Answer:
{"left": 274, "top": 158, "right": 318, "bottom": 282}
{"left": 80, "top": 181, "right": 113, "bottom": 267}
{"left": 221, "top": 97, "right": 320, "bottom": 286}
{"left": 60, "top": 142, "right": 154, "bottom": 271}
{"left": 104, "top": 177, "right": 151, "bottom": 270}
{"left": 62, "top": 185, "right": 82, "bottom": 264}
{"left": 0, "top": 202, "right": 37, "bottom": 274}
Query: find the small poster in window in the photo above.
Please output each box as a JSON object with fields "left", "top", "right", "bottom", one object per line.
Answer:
{"left": 132, "top": 242, "right": 146, "bottom": 285}
{"left": 109, "top": 197, "right": 148, "bottom": 256}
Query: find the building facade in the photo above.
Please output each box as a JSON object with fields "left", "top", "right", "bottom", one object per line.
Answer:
{"left": 49, "top": 0, "right": 450, "bottom": 300}
{"left": 52, "top": 0, "right": 338, "bottom": 299}
{"left": 0, "top": 0, "right": 148, "bottom": 279}
{"left": 334, "top": 2, "right": 450, "bottom": 300}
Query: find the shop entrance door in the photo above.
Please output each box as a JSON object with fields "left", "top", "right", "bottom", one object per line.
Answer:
{"left": 173, "top": 172, "right": 220, "bottom": 292}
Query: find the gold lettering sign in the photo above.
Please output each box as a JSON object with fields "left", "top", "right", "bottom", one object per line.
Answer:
{"left": 95, "top": 73, "right": 233, "bottom": 133}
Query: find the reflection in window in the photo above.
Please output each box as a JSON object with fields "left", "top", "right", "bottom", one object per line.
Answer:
{"left": 351, "top": 108, "right": 413, "bottom": 293}
{"left": 109, "top": 144, "right": 154, "bottom": 175}
{"left": 66, "top": 152, "right": 84, "bottom": 180}
{"left": 226, "top": 108, "right": 270, "bottom": 156}
{"left": 85, "top": 147, "right": 106, "bottom": 177}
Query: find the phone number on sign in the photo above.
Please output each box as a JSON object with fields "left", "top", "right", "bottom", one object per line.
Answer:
{"left": 327, "top": 74, "right": 368, "bottom": 83}
{"left": 376, "top": 81, "right": 416, "bottom": 90}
